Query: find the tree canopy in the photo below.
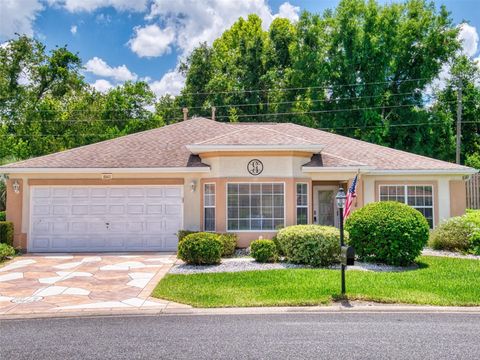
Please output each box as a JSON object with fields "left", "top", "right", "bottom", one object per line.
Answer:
{"left": 0, "top": 0, "right": 479, "bottom": 167}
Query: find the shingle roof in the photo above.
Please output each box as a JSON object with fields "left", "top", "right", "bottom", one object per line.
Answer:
{"left": 1, "top": 117, "right": 474, "bottom": 172}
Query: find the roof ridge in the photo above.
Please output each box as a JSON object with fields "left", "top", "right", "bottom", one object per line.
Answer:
{"left": 283, "top": 123, "right": 471, "bottom": 170}
{"left": 263, "top": 125, "right": 318, "bottom": 145}
{"left": 0, "top": 118, "right": 211, "bottom": 168}
{"left": 320, "top": 151, "right": 369, "bottom": 166}
{"left": 193, "top": 126, "right": 248, "bottom": 145}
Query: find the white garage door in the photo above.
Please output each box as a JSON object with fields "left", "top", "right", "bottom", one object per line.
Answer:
{"left": 29, "top": 185, "right": 183, "bottom": 252}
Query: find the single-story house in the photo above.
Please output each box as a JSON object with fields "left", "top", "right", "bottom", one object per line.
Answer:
{"left": 1, "top": 117, "right": 476, "bottom": 253}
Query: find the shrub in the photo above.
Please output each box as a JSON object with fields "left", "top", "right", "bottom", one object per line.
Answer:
{"left": 177, "top": 232, "right": 223, "bottom": 265}
{"left": 0, "top": 221, "right": 14, "bottom": 246}
{"left": 177, "top": 230, "right": 199, "bottom": 242}
{"left": 276, "top": 225, "right": 341, "bottom": 267}
{"left": 345, "top": 201, "right": 429, "bottom": 266}
{"left": 0, "top": 211, "right": 5, "bottom": 221}
{"left": 271, "top": 235, "right": 285, "bottom": 256}
{"left": 218, "top": 233, "right": 237, "bottom": 257}
{"left": 0, "top": 243, "right": 15, "bottom": 260}
{"left": 250, "top": 239, "right": 278, "bottom": 263}
{"left": 429, "top": 210, "right": 480, "bottom": 254}
{"left": 429, "top": 216, "right": 475, "bottom": 252}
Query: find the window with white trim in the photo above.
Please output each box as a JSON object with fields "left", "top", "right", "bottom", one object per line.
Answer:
{"left": 296, "top": 183, "right": 308, "bottom": 225}
{"left": 204, "top": 183, "right": 215, "bottom": 231}
{"left": 379, "top": 185, "right": 434, "bottom": 228}
{"left": 227, "top": 183, "right": 284, "bottom": 231}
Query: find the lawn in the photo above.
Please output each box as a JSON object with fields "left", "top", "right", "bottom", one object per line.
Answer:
{"left": 152, "top": 256, "right": 480, "bottom": 307}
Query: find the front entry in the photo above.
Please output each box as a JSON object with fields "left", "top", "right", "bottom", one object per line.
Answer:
{"left": 313, "top": 186, "right": 339, "bottom": 227}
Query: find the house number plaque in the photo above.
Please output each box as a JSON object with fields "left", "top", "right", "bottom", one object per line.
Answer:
{"left": 247, "top": 159, "right": 263, "bottom": 176}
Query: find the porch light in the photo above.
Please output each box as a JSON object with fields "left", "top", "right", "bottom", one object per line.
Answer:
{"left": 190, "top": 180, "right": 197, "bottom": 192}
{"left": 12, "top": 180, "right": 20, "bottom": 194}
{"left": 335, "top": 188, "right": 346, "bottom": 209}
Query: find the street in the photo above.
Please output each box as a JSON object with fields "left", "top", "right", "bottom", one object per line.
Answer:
{"left": 1, "top": 312, "right": 479, "bottom": 359}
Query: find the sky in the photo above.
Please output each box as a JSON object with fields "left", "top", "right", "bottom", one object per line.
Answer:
{"left": 0, "top": 0, "right": 479, "bottom": 97}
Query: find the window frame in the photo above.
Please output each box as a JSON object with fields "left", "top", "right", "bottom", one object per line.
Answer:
{"left": 296, "top": 182, "right": 309, "bottom": 225}
{"left": 378, "top": 184, "right": 435, "bottom": 228}
{"left": 203, "top": 183, "right": 216, "bottom": 232}
{"left": 225, "top": 181, "right": 286, "bottom": 232}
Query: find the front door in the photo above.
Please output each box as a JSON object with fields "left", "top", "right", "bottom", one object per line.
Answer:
{"left": 313, "top": 186, "right": 339, "bottom": 227}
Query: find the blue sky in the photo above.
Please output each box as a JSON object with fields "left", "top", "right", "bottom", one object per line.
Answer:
{"left": 1, "top": 0, "right": 479, "bottom": 96}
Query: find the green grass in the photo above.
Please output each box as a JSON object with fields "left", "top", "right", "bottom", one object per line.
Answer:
{"left": 152, "top": 256, "right": 480, "bottom": 307}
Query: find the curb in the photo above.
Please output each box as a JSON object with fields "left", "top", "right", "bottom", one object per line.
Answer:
{"left": 2, "top": 303, "right": 480, "bottom": 320}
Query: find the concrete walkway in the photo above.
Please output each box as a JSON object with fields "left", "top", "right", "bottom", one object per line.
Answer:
{"left": 0, "top": 253, "right": 190, "bottom": 316}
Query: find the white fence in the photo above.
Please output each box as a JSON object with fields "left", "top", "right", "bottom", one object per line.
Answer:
{"left": 466, "top": 173, "right": 480, "bottom": 209}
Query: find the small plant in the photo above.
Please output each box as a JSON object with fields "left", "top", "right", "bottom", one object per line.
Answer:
{"left": 218, "top": 233, "right": 237, "bottom": 257}
{"left": 0, "top": 221, "right": 14, "bottom": 246}
{"left": 177, "top": 232, "right": 223, "bottom": 265}
{"left": 250, "top": 239, "right": 278, "bottom": 263}
{"left": 0, "top": 243, "right": 15, "bottom": 260}
{"left": 346, "top": 201, "right": 429, "bottom": 266}
{"left": 0, "top": 211, "right": 5, "bottom": 222}
{"left": 276, "top": 225, "right": 341, "bottom": 267}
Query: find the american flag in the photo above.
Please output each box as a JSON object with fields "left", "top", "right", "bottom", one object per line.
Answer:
{"left": 343, "top": 175, "right": 358, "bottom": 219}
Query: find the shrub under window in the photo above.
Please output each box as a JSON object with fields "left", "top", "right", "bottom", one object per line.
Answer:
{"left": 276, "top": 225, "right": 341, "bottom": 266}
{"left": 250, "top": 239, "right": 278, "bottom": 263}
{"left": 345, "top": 201, "right": 429, "bottom": 266}
{"left": 177, "top": 232, "right": 223, "bottom": 265}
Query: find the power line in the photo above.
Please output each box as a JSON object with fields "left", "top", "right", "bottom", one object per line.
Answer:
{"left": 1, "top": 121, "right": 478, "bottom": 138}
{"left": 177, "top": 77, "right": 433, "bottom": 96}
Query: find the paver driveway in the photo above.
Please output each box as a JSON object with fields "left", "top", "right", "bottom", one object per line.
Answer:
{"left": 0, "top": 253, "right": 189, "bottom": 315}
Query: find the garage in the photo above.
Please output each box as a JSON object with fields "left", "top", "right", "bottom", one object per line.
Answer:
{"left": 29, "top": 185, "right": 183, "bottom": 252}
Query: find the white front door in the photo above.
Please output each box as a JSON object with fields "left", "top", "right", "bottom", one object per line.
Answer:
{"left": 29, "top": 185, "right": 183, "bottom": 252}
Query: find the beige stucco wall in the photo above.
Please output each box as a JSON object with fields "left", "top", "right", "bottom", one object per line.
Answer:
{"left": 5, "top": 155, "right": 469, "bottom": 249}
{"left": 362, "top": 174, "right": 465, "bottom": 225}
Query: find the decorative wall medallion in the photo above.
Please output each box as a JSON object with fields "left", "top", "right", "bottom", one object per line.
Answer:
{"left": 247, "top": 159, "right": 263, "bottom": 176}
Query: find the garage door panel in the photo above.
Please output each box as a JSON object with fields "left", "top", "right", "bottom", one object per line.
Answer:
{"left": 30, "top": 185, "right": 183, "bottom": 252}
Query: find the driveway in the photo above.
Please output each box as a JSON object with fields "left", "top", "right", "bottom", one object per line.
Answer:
{"left": 0, "top": 253, "right": 189, "bottom": 316}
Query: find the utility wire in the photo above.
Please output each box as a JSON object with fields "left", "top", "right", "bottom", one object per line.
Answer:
{"left": 1, "top": 121, "right": 478, "bottom": 138}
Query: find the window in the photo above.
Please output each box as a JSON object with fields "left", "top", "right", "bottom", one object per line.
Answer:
{"left": 379, "top": 185, "right": 434, "bottom": 228}
{"left": 296, "top": 183, "right": 308, "bottom": 225}
{"left": 227, "top": 183, "right": 284, "bottom": 231}
{"left": 204, "top": 183, "right": 215, "bottom": 231}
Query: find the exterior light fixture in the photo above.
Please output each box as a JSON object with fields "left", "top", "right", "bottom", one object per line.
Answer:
{"left": 190, "top": 180, "right": 197, "bottom": 192}
{"left": 12, "top": 180, "right": 20, "bottom": 194}
{"left": 335, "top": 187, "right": 355, "bottom": 296}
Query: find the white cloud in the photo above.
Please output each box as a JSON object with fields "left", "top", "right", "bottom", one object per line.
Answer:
{"left": 149, "top": 70, "right": 185, "bottom": 97}
{"left": 47, "top": 0, "right": 148, "bottom": 12}
{"left": 91, "top": 79, "right": 113, "bottom": 92}
{"left": 70, "top": 25, "right": 77, "bottom": 35}
{"left": 133, "top": 0, "right": 298, "bottom": 57}
{"left": 128, "top": 25, "right": 175, "bottom": 58}
{"left": 458, "top": 23, "right": 479, "bottom": 57}
{"left": 275, "top": 2, "right": 300, "bottom": 22}
{"left": 85, "top": 57, "right": 138, "bottom": 82}
{"left": 0, "top": 0, "right": 43, "bottom": 41}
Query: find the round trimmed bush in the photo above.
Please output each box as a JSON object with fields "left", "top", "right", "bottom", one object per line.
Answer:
{"left": 0, "top": 211, "right": 5, "bottom": 222}
{"left": 177, "top": 232, "right": 223, "bottom": 265}
{"left": 276, "top": 225, "right": 341, "bottom": 267}
{"left": 0, "top": 243, "right": 15, "bottom": 260}
{"left": 345, "top": 201, "right": 429, "bottom": 266}
{"left": 218, "top": 233, "right": 237, "bottom": 257}
{"left": 271, "top": 235, "right": 285, "bottom": 256}
{"left": 250, "top": 239, "right": 278, "bottom": 263}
